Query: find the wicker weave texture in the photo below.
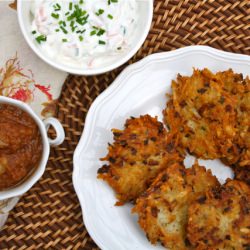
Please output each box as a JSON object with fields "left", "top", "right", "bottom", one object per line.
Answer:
{"left": 0, "top": 0, "right": 249, "bottom": 249}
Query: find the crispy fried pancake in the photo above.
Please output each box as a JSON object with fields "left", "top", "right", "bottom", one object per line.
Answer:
{"left": 236, "top": 90, "right": 250, "bottom": 167}
{"left": 97, "top": 115, "right": 184, "bottom": 204}
{"left": 217, "top": 70, "right": 250, "bottom": 166}
{"left": 215, "top": 70, "right": 250, "bottom": 184}
{"left": 132, "top": 162, "right": 219, "bottom": 250}
{"left": 187, "top": 179, "right": 250, "bottom": 250}
{"left": 163, "top": 68, "right": 238, "bottom": 160}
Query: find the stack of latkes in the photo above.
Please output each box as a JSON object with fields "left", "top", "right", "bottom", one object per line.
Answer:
{"left": 98, "top": 69, "right": 250, "bottom": 250}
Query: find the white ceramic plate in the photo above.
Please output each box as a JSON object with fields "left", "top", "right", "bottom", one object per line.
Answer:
{"left": 73, "top": 46, "right": 250, "bottom": 250}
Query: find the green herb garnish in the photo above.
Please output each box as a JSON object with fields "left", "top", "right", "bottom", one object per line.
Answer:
{"left": 69, "top": 2, "right": 73, "bottom": 10}
{"left": 90, "top": 30, "right": 96, "bottom": 36}
{"left": 107, "top": 14, "right": 113, "bottom": 19}
{"left": 51, "top": 13, "right": 59, "bottom": 19}
{"left": 60, "top": 26, "right": 68, "bottom": 34}
{"left": 53, "top": 3, "right": 61, "bottom": 11}
{"left": 98, "top": 40, "right": 106, "bottom": 45}
{"left": 108, "top": 0, "right": 118, "bottom": 4}
{"left": 46, "top": 0, "right": 116, "bottom": 46}
{"left": 97, "top": 28, "right": 106, "bottom": 36}
{"left": 36, "top": 35, "right": 47, "bottom": 44}
{"left": 96, "top": 9, "right": 104, "bottom": 16}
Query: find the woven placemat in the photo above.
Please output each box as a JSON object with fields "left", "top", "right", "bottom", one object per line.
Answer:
{"left": 1, "top": 0, "right": 249, "bottom": 249}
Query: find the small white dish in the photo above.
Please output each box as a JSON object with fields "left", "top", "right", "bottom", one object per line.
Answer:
{"left": 73, "top": 46, "right": 250, "bottom": 250}
{"left": 17, "top": 0, "right": 153, "bottom": 75}
{"left": 0, "top": 96, "right": 65, "bottom": 205}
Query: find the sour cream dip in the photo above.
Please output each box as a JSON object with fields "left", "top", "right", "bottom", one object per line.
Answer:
{"left": 30, "top": 0, "right": 137, "bottom": 68}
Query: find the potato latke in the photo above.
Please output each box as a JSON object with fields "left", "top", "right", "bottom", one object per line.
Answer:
{"left": 132, "top": 162, "right": 219, "bottom": 250}
{"left": 97, "top": 68, "right": 250, "bottom": 249}
{"left": 187, "top": 179, "right": 250, "bottom": 250}
{"left": 217, "top": 69, "right": 250, "bottom": 166}
{"left": 163, "top": 68, "right": 250, "bottom": 165}
{"left": 98, "top": 115, "right": 184, "bottom": 204}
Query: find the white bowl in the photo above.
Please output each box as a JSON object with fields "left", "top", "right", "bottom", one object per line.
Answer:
{"left": 0, "top": 96, "right": 65, "bottom": 228}
{"left": 0, "top": 96, "right": 65, "bottom": 200}
{"left": 17, "top": 0, "right": 154, "bottom": 75}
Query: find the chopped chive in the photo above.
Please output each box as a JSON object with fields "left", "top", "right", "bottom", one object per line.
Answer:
{"left": 69, "top": 2, "right": 73, "bottom": 10}
{"left": 60, "top": 26, "right": 68, "bottom": 34}
{"left": 51, "top": 13, "right": 59, "bottom": 19}
{"left": 76, "top": 29, "right": 85, "bottom": 34}
{"left": 96, "top": 9, "right": 104, "bottom": 16}
{"left": 107, "top": 14, "right": 113, "bottom": 19}
{"left": 72, "top": 26, "right": 77, "bottom": 32}
{"left": 50, "top": 2, "right": 99, "bottom": 39}
{"left": 98, "top": 40, "right": 106, "bottom": 45}
{"left": 117, "top": 47, "right": 122, "bottom": 50}
{"left": 76, "top": 29, "right": 86, "bottom": 34}
{"left": 108, "top": 0, "right": 118, "bottom": 4}
{"left": 36, "top": 35, "right": 46, "bottom": 44}
{"left": 90, "top": 30, "right": 96, "bottom": 36}
{"left": 53, "top": 3, "right": 61, "bottom": 11}
{"left": 76, "top": 19, "right": 83, "bottom": 25}
{"left": 62, "top": 38, "right": 68, "bottom": 42}
{"left": 32, "top": 30, "right": 36, "bottom": 34}
{"left": 59, "top": 20, "right": 66, "bottom": 27}
{"left": 81, "top": 20, "right": 87, "bottom": 26}
{"left": 97, "top": 28, "right": 106, "bottom": 36}
{"left": 67, "top": 15, "right": 74, "bottom": 21}
{"left": 81, "top": 10, "right": 87, "bottom": 16}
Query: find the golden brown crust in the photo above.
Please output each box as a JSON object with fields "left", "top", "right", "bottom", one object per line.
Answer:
{"left": 217, "top": 70, "right": 250, "bottom": 167}
{"left": 234, "top": 165, "right": 250, "bottom": 186}
{"left": 132, "top": 162, "right": 220, "bottom": 250}
{"left": 97, "top": 115, "right": 184, "bottom": 204}
{"left": 213, "top": 70, "right": 250, "bottom": 186}
{"left": 163, "top": 69, "right": 250, "bottom": 169}
{"left": 163, "top": 68, "right": 238, "bottom": 160}
{"left": 187, "top": 179, "right": 250, "bottom": 250}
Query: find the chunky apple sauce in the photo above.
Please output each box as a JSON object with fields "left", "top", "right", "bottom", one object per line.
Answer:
{"left": 0, "top": 103, "right": 42, "bottom": 190}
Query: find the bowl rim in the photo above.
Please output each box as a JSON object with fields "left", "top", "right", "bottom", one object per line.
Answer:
{"left": 17, "top": 0, "right": 154, "bottom": 75}
{"left": 0, "top": 96, "right": 50, "bottom": 200}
